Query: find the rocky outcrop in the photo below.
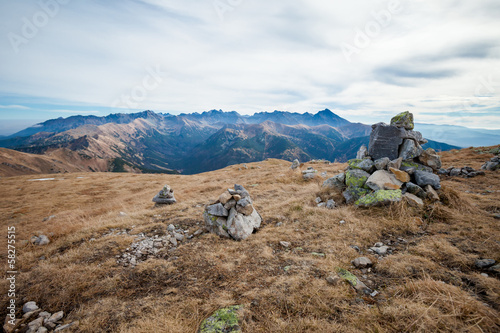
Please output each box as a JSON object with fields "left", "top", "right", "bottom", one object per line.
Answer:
{"left": 322, "top": 111, "right": 442, "bottom": 208}
{"left": 152, "top": 185, "right": 176, "bottom": 204}
{"left": 204, "top": 185, "right": 262, "bottom": 240}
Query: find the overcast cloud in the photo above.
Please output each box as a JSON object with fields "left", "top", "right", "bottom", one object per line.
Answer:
{"left": 0, "top": 0, "right": 499, "bottom": 134}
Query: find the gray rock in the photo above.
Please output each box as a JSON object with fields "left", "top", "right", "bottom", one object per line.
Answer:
{"left": 345, "top": 169, "right": 370, "bottom": 188}
{"left": 26, "top": 317, "right": 44, "bottom": 333}
{"left": 449, "top": 168, "right": 462, "bottom": 176}
{"left": 482, "top": 161, "right": 500, "bottom": 171}
{"left": 291, "top": 159, "right": 300, "bottom": 169}
{"left": 36, "top": 327, "right": 48, "bottom": 333}
{"left": 280, "top": 241, "right": 291, "bottom": 248}
{"left": 322, "top": 173, "right": 345, "bottom": 191}
{"left": 343, "top": 187, "right": 370, "bottom": 204}
{"left": 47, "top": 311, "right": 64, "bottom": 323}
{"left": 419, "top": 148, "right": 442, "bottom": 170}
{"left": 39, "top": 312, "right": 51, "bottom": 320}
{"left": 475, "top": 259, "right": 496, "bottom": 269}
{"left": 403, "top": 193, "right": 424, "bottom": 208}
{"left": 425, "top": 185, "right": 440, "bottom": 201}
{"left": 387, "top": 157, "right": 403, "bottom": 170}
{"left": 228, "top": 209, "right": 262, "bottom": 240}
{"left": 223, "top": 199, "right": 237, "bottom": 210}
{"left": 405, "top": 182, "right": 427, "bottom": 199}
{"left": 234, "top": 184, "right": 250, "bottom": 198}
{"left": 31, "top": 235, "right": 50, "bottom": 246}
{"left": 206, "top": 203, "right": 229, "bottom": 217}
{"left": 173, "top": 232, "right": 184, "bottom": 242}
{"left": 237, "top": 197, "right": 252, "bottom": 207}
{"left": 357, "top": 159, "right": 375, "bottom": 173}
{"left": 370, "top": 246, "right": 389, "bottom": 255}
{"left": 356, "top": 145, "right": 368, "bottom": 159}
{"left": 390, "top": 111, "right": 414, "bottom": 130}
{"left": 438, "top": 168, "right": 449, "bottom": 175}
{"left": 352, "top": 257, "right": 373, "bottom": 268}
{"left": 400, "top": 129, "right": 427, "bottom": 145}
{"left": 399, "top": 139, "right": 423, "bottom": 160}
{"left": 368, "top": 123, "right": 404, "bottom": 160}
{"left": 414, "top": 170, "right": 441, "bottom": 190}
{"left": 326, "top": 199, "right": 336, "bottom": 209}
{"left": 54, "top": 322, "right": 79, "bottom": 332}
{"left": 169, "top": 237, "right": 178, "bottom": 247}
{"left": 315, "top": 197, "right": 322, "bottom": 204}
{"left": 365, "top": 170, "right": 402, "bottom": 191}
{"left": 23, "top": 302, "right": 39, "bottom": 313}
{"left": 167, "top": 224, "right": 175, "bottom": 232}
{"left": 374, "top": 157, "right": 390, "bottom": 170}
{"left": 303, "top": 172, "right": 316, "bottom": 180}
{"left": 317, "top": 202, "right": 326, "bottom": 208}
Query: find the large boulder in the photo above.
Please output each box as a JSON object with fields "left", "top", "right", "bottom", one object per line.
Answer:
{"left": 414, "top": 170, "right": 441, "bottom": 190}
{"left": 152, "top": 185, "right": 177, "bottom": 204}
{"left": 365, "top": 170, "right": 402, "bottom": 191}
{"left": 368, "top": 123, "right": 404, "bottom": 160}
{"left": 204, "top": 185, "right": 261, "bottom": 240}
{"left": 355, "top": 190, "right": 402, "bottom": 208}
{"left": 322, "top": 173, "right": 345, "bottom": 191}
{"left": 390, "top": 111, "right": 414, "bottom": 130}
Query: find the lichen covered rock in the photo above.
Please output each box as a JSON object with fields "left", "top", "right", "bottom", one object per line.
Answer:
{"left": 345, "top": 169, "right": 370, "bottom": 188}
{"left": 390, "top": 111, "right": 414, "bottom": 130}
{"left": 198, "top": 305, "right": 243, "bottom": 333}
{"left": 355, "top": 189, "right": 402, "bottom": 208}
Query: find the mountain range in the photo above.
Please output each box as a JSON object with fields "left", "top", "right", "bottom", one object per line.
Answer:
{"left": 0, "top": 109, "right": 460, "bottom": 175}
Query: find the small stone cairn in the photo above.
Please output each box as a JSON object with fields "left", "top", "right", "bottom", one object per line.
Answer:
{"left": 481, "top": 155, "right": 500, "bottom": 171}
{"left": 323, "top": 111, "right": 442, "bottom": 207}
{"left": 152, "top": 185, "right": 176, "bottom": 204}
{"left": 203, "top": 184, "right": 262, "bottom": 240}
{"left": 4, "top": 301, "right": 78, "bottom": 333}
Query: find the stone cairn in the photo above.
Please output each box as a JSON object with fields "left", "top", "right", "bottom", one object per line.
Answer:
{"left": 203, "top": 184, "right": 262, "bottom": 240}
{"left": 152, "top": 184, "right": 176, "bottom": 204}
{"left": 323, "top": 111, "right": 442, "bottom": 207}
{"left": 4, "top": 301, "right": 78, "bottom": 333}
{"left": 481, "top": 155, "right": 500, "bottom": 171}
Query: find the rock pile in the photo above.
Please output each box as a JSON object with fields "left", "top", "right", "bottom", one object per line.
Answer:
{"left": 4, "top": 301, "right": 78, "bottom": 333}
{"left": 438, "top": 166, "right": 486, "bottom": 178}
{"left": 481, "top": 156, "right": 500, "bottom": 171}
{"left": 315, "top": 197, "right": 336, "bottom": 209}
{"left": 152, "top": 185, "right": 176, "bottom": 204}
{"left": 116, "top": 225, "right": 203, "bottom": 267}
{"left": 323, "top": 111, "right": 441, "bottom": 207}
{"left": 203, "top": 184, "right": 262, "bottom": 240}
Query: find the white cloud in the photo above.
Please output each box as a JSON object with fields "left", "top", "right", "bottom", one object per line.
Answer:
{"left": 0, "top": 0, "right": 499, "bottom": 128}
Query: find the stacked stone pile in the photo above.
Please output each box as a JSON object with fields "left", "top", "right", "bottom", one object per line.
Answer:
{"left": 152, "top": 185, "right": 176, "bottom": 204}
{"left": 203, "top": 184, "right": 262, "bottom": 240}
{"left": 4, "top": 301, "right": 78, "bottom": 333}
{"left": 323, "top": 111, "right": 441, "bottom": 207}
{"left": 302, "top": 167, "right": 318, "bottom": 180}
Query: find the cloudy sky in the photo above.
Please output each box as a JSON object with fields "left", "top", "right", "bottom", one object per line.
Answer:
{"left": 0, "top": 0, "right": 499, "bottom": 135}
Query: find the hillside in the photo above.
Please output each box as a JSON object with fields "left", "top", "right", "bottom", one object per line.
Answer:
{"left": 0, "top": 146, "right": 498, "bottom": 332}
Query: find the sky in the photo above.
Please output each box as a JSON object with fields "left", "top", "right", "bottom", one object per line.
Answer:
{"left": 0, "top": 0, "right": 499, "bottom": 135}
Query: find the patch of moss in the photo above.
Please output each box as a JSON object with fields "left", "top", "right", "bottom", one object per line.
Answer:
{"left": 199, "top": 305, "right": 243, "bottom": 333}
{"left": 355, "top": 189, "right": 402, "bottom": 207}
{"left": 345, "top": 169, "right": 369, "bottom": 188}
{"left": 336, "top": 267, "right": 358, "bottom": 287}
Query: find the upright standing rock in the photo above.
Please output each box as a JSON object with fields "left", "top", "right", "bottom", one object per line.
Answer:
{"left": 290, "top": 159, "right": 300, "bottom": 170}
{"left": 356, "top": 145, "right": 368, "bottom": 159}
{"left": 390, "top": 111, "right": 414, "bottom": 130}
{"left": 152, "top": 185, "right": 176, "bottom": 204}
{"left": 368, "top": 123, "right": 404, "bottom": 160}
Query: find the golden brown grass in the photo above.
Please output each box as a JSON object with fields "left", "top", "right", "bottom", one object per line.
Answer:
{"left": 0, "top": 149, "right": 499, "bottom": 332}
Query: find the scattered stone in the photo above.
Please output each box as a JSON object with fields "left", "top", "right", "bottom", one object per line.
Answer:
{"left": 38, "top": 312, "right": 51, "bottom": 320}
{"left": 31, "top": 235, "right": 50, "bottom": 246}
{"left": 336, "top": 267, "right": 372, "bottom": 294}
{"left": 280, "top": 241, "right": 291, "bottom": 248}
{"left": 441, "top": 165, "right": 486, "bottom": 178}
{"left": 352, "top": 257, "right": 373, "bottom": 268}
{"left": 315, "top": 197, "right": 322, "bottom": 204}
{"left": 326, "top": 275, "right": 341, "bottom": 285}
{"left": 23, "top": 302, "right": 39, "bottom": 314}
{"left": 370, "top": 245, "right": 389, "bottom": 255}
{"left": 167, "top": 224, "right": 175, "bottom": 232}
{"left": 42, "top": 215, "right": 56, "bottom": 222}
{"left": 326, "top": 199, "right": 336, "bottom": 209}
{"left": 403, "top": 193, "right": 424, "bottom": 208}
{"left": 26, "top": 317, "right": 43, "bottom": 333}
{"left": 37, "top": 327, "right": 48, "bottom": 333}
{"left": 119, "top": 212, "right": 127, "bottom": 217}
{"left": 481, "top": 156, "right": 500, "bottom": 171}
{"left": 290, "top": 159, "right": 300, "bottom": 170}
{"left": 198, "top": 305, "right": 243, "bottom": 333}
{"left": 152, "top": 185, "right": 176, "bottom": 204}
{"left": 47, "top": 311, "right": 64, "bottom": 323}
{"left": 317, "top": 202, "right": 326, "bottom": 208}
{"left": 481, "top": 273, "right": 489, "bottom": 278}
{"left": 475, "top": 259, "right": 496, "bottom": 269}
{"left": 390, "top": 111, "right": 414, "bottom": 130}
{"left": 414, "top": 170, "right": 441, "bottom": 190}
{"left": 302, "top": 168, "right": 317, "bottom": 180}
{"left": 339, "top": 220, "right": 346, "bottom": 225}
{"left": 54, "top": 321, "right": 79, "bottom": 332}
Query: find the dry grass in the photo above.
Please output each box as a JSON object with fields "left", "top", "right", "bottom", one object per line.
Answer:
{"left": 0, "top": 149, "right": 499, "bottom": 332}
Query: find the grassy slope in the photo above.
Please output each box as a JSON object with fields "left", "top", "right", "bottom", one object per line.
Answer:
{"left": 0, "top": 146, "right": 499, "bottom": 332}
